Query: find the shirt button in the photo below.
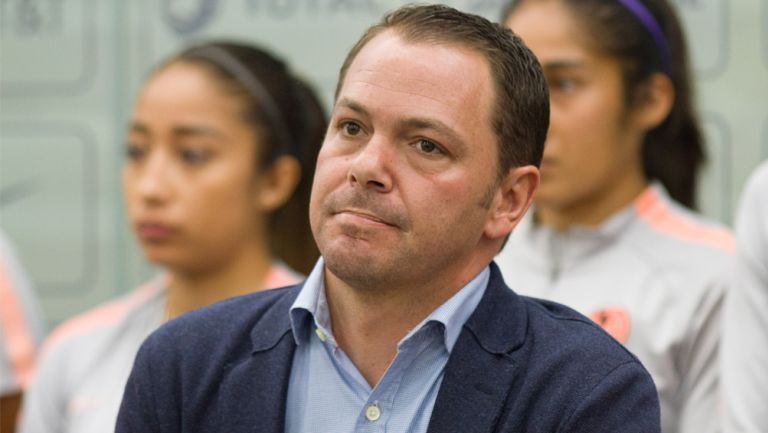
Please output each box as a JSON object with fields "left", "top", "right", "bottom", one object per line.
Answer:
{"left": 315, "top": 328, "right": 327, "bottom": 342}
{"left": 365, "top": 403, "right": 381, "bottom": 422}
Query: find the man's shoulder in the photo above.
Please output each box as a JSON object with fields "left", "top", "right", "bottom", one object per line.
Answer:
{"left": 440, "top": 270, "right": 660, "bottom": 432}
{"left": 117, "top": 284, "right": 303, "bottom": 431}
{"left": 514, "top": 297, "right": 659, "bottom": 430}
{"left": 141, "top": 284, "right": 301, "bottom": 365}
{"left": 519, "top": 295, "right": 639, "bottom": 363}
{"left": 480, "top": 265, "right": 652, "bottom": 386}
{"left": 477, "top": 264, "right": 642, "bottom": 367}
{"left": 180, "top": 283, "right": 300, "bottom": 324}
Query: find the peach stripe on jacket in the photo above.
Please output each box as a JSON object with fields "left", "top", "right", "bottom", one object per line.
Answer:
{"left": 43, "top": 263, "right": 300, "bottom": 354}
{"left": 42, "top": 279, "right": 165, "bottom": 355}
{"left": 635, "top": 187, "right": 735, "bottom": 253}
{"left": 0, "top": 261, "right": 37, "bottom": 390}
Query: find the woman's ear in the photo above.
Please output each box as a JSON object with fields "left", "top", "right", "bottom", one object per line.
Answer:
{"left": 254, "top": 156, "right": 301, "bottom": 212}
{"left": 632, "top": 72, "right": 674, "bottom": 131}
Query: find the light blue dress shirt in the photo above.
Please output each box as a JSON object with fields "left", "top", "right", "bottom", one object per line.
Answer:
{"left": 285, "top": 258, "right": 489, "bottom": 433}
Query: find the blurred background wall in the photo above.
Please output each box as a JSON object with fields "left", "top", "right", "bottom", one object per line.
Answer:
{"left": 1, "top": 0, "right": 766, "bottom": 330}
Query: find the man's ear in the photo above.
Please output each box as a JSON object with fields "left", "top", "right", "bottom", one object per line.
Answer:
{"left": 484, "top": 165, "right": 539, "bottom": 240}
{"left": 631, "top": 72, "right": 674, "bottom": 131}
{"left": 254, "top": 156, "right": 301, "bottom": 212}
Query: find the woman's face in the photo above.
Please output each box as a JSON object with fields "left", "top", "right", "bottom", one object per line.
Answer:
{"left": 123, "top": 62, "right": 266, "bottom": 273}
{"left": 506, "top": 0, "right": 647, "bottom": 220}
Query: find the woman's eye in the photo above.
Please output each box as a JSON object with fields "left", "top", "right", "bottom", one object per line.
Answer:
{"left": 416, "top": 139, "right": 442, "bottom": 155}
{"left": 341, "top": 121, "right": 362, "bottom": 137}
{"left": 180, "top": 148, "right": 210, "bottom": 164}
{"left": 125, "top": 143, "right": 146, "bottom": 161}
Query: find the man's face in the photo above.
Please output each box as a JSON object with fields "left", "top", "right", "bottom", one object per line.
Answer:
{"left": 310, "top": 30, "right": 503, "bottom": 291}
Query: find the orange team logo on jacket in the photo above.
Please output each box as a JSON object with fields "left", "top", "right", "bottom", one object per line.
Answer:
{"left": 588, "top": 308, "right": 631, "bottom": 344}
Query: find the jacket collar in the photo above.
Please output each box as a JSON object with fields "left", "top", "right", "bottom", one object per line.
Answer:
{"left": 221, "top": 285, "right": 300, "bottom": 433}
{"left": 249, "top": 283, "right": 303, "bottom": 353}
{"left": 248, "top": 262, "right": 526, "bottom": 355}
{"left": 241, "top": 262, "right": 527, "bottom": 433}
{"left": 462, "top": 261, "right": 528, "bottom": 354}
{"left": 427, "top": 262, "right": 528, "bottom": 433}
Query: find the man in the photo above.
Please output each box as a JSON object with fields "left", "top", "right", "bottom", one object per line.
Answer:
{"left": 117, "top": 5, "right": 660, "bottom": 432}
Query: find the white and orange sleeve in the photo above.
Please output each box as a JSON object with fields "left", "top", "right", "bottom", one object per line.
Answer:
{"left": 722, "top": 161, "right": 768, "bottom": 433}
{"left": 0, "top": 230, "right": 45, "bottom": 397}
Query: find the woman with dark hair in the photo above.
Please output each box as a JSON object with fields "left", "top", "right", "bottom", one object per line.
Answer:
{"left": 18, "top": 41, "right": 326, "bottom": 433}
{"left": 495, "top": 1, "right": 731, "bottom": 432}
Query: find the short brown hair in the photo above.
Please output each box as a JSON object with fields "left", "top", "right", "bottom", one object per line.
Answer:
{"left": 335, "top": 4, "right": 549, "bottom": 178}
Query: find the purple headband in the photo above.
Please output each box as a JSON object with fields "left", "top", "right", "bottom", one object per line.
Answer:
{"left": 617, "top": 0, "right": 672, "bottom": 74}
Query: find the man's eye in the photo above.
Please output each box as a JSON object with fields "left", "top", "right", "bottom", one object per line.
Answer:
{"left": 551, "top": 78, "right": 577, "bottom": 93}
{"left": 416, "top": 139, "right": 442, "bottom": 155}
{"left": 341, "top": 121, "right": 362, "bottom": 136}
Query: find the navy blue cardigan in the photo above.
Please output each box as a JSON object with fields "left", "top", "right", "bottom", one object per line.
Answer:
{"left": 116, "top": 263, "right": 660, "bottom": 432}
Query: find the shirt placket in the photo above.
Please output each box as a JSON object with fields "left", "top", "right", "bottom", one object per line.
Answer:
{"left": 353, "top": 324, "right": 440, "bottom": 432}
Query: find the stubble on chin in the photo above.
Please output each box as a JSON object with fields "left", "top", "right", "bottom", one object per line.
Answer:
{"left": 319, "top": 230, "right": 401, "bottom": 293}
{"left": 313, "top": 185, "right": 413, "bottom": 292}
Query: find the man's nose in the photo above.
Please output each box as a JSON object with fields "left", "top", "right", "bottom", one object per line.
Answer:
{"left": 347, "top": 135, "right": 394, "bottom": 193}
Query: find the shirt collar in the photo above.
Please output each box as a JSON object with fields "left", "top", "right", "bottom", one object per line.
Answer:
{"left": 410, "top": 267, "right": 489, "bottom": 352}
{"left": 289, "top": 258, "right": 327, "bottom": 346}
{"left": 289, "top": 257, "right": 489, "bottom": 354}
